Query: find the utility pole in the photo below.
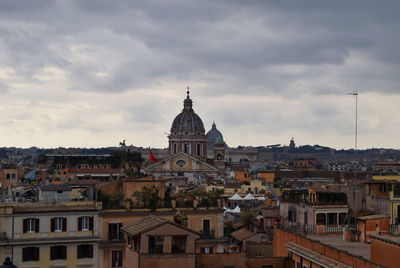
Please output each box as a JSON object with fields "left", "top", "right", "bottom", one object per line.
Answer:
{"left": 348, "top": 92, "right": 358, "bottom": 239}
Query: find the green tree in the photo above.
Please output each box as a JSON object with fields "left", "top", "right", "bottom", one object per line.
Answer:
{"left": 240, "top": 210, "right": 257, "bottom": 227}
{"left": 133, "top": 185, "right": 162, "bottom": 211}
{"left": 97, "top": 191, "right": 123, "bottom": 209}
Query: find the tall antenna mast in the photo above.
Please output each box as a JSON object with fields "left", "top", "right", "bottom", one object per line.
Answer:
{"left": 348, "top": 91, "right": 358, "bottom": 239}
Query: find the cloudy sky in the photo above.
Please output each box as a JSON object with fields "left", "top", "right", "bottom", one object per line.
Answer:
{"left": 0, "top": 0, "right": 399, "bottom": 149}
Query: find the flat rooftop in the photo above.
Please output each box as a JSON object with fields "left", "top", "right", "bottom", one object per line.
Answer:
{"left": 307, "top": 234, "right": 371, "bottom": 260}
{"left": 370, "top": 234, "right": 400, "bottom": 246}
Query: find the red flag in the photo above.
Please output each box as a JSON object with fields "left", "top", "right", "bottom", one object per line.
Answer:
{"left": 149, "top": 150, "right": 159, "bottom": 162}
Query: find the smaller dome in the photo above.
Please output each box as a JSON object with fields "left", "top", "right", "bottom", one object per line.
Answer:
{"left": 206, "top": 121, "right": 224, "bottom": 149}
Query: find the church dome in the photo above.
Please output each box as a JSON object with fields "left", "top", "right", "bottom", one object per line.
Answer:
{"left": 206, "top": 122, "right": 224, "bottom": 149}
{"left": 170, "top": 90, "right": 205, "bottom": 134}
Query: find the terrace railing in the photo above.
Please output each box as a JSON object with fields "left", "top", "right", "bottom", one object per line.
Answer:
{"left": 389, "top": 224, "right": 399, "bottom": 236}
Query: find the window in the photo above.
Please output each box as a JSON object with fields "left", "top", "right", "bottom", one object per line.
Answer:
{"left": 51, "top": 217, "right": 66, "bottom": 232}
{"left": 288, "top": 208, "right": 296, "bottom": 222}
{"left": 172, "top": 235, "right": 186, "bottom": 254}
{"left": 111, "top": 250, "right": 122, "bottom": 267}
{"left": 23, "top": 218, "right": 39, "bottom": 233}
{"left": 174, "top": 143, "right": 177, "bottom": 154}
{"left": 176, "top": 160, "right": 186, "bottom": 168}
{"left": 217, "top": 153, "right": 222, "bottom": 160}
{"left": 133, "top": 236, "right": 140, "bottom": 252}
{"left": 50, "top": 246, "right": 67, "bottom": 260}
{"left": 380, "top": 184, "right": 387, "bottom": 192}
{"left": 6, "top": 173, "right": 10, "bottom": 179}
{"left": 184, "top": 144, "right": 189, "bottom": 153}
{"left": 197, "top": 143, "right": 201, "bottom": 156}
{"left": 108, "top": 223, "right": 123, "bottom": 240}
{"left": 77, "top": 244, "right": 93, "bottom": 259}
{"left": 22, "top": 247, "right": 39, "bottom": 262}
{"left": 201, "top": 246, "right": 213, "bottom": 254}
{"left": 202, "top": 219, "right": 211, "bottom": 238}
{"left": 78, "top": 216, "right": 93, "bottom": 231}
{"left": 149, "top": 236, "right": 164, "bottom": 254}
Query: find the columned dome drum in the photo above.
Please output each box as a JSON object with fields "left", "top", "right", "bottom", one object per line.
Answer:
{"left": 169, "top": 89, "right": 207, "bottom": 158}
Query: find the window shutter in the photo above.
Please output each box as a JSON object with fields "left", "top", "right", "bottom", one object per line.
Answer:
{"left": 51, "top": 218, "right": 55, "bottom": 232}
{"left": 35, "top": 218, "right": 39, "bottom": 233}
{"left": 88, "top": 245, "right": 93, "bottom": 258}
{"left": 89, "top": 216, "right": 93, "bottom": 231}
{"left": 62, "top": 217, "right": 67, "bottom": 232}
{"left": 23, "top": 219, "right": 27, "bottom": 233}
{"left": 50, "top": 247, "right": 55, "bottom": 260}
{"left": 35, "top": 247, "right": 39, "bottom": 261}
{"left": 77, "top": 245, "right": 82, "bottom": 259}
{"left": 112, "top": 251, "right": 116, "bottom": 266}
{"left": 22, "top": 248, "right": 27, "bottom": 262}
{"left": 62, "top": 246, "right": 67, "bottom": 259}
{"left": 78, "top": 217, "right": 82, "bottom": 231}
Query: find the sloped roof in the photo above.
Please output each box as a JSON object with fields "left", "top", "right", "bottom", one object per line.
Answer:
{"left": 121, "top": 215, "right": 168, "bottom": 236}
{"left": 231, "top": 228, "right": 256, "bottom": 241}
{"left": 261, "top": 208, "right": 280, "bottom": 218}
{"left": 145, "top": 151, "right": 218, "bottom": 172}
{"left": 40, "top": 184, "right": 71, "bottom": 191}
{"left": 121, "top": 215, "right": 200, "bottom": 237}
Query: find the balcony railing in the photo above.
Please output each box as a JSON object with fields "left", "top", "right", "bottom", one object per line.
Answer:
{"left": 277, "top": 225, "right": 317, "bottom": 236}
{"left": 277, "top": 224, "right": 346, "bottom": 236}
{"left": 389, "top": 224, "right": 399, "bottom": 236}
{"left": 108, "top": 232, "right": 124, "bottom": 241}
{"left": 200, "top": 229, "right": 215, "bottom": 239}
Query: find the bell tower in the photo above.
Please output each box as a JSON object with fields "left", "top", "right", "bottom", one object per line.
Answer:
{"left": 213, "top": 137, "right": 225, "bottom": 175}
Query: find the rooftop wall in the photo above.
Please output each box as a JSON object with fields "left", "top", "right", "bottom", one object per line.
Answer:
{"left": 370, "top": 235, "right": 400, "bottom": 268}
{"left": 274, "top": 227, "right": 384, "bottom": 268}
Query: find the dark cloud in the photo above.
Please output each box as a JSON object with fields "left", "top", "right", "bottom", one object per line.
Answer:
{"left": 0, "top": 0, "right": 399, "bottom": 148}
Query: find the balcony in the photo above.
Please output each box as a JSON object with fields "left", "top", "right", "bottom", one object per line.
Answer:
{"left": 108, "top": 232, "right": 124, "bottom": 241}
{"left": 200, "top": 229, "right": 215, "bottom": 239}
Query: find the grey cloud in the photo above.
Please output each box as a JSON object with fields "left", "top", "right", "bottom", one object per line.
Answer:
{"left": 0, "top": 82, "right": 9, "bottom": 93}
{"left": 1, "top": 0, "right": 400, "bottom": 148}
{"left": 0, "top": 0, "right": 398, "bottom": 95}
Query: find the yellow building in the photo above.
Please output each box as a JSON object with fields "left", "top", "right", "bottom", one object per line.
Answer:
{"left": 372, "top": 175, "right": 400, "bottom": 182}
{"left": 241, "top": 179, "right": 270, "bottom": 194}
{"left": 0, "top": 201, "right": 101, "bottom": 268}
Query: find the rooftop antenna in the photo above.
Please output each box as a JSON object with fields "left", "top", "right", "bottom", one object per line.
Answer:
{"left": 348, "top": 91, "right": 358, "bottom": 239}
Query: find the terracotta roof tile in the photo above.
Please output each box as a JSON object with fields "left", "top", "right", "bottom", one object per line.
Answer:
{"left": 121, "top": 215, "right": 169, "bottom": 236}
{"left": 231, "top": 228, "right": 256, "bottom": 241}
{"left": 261, "top": 208, "right": 280, "bottom": 218}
